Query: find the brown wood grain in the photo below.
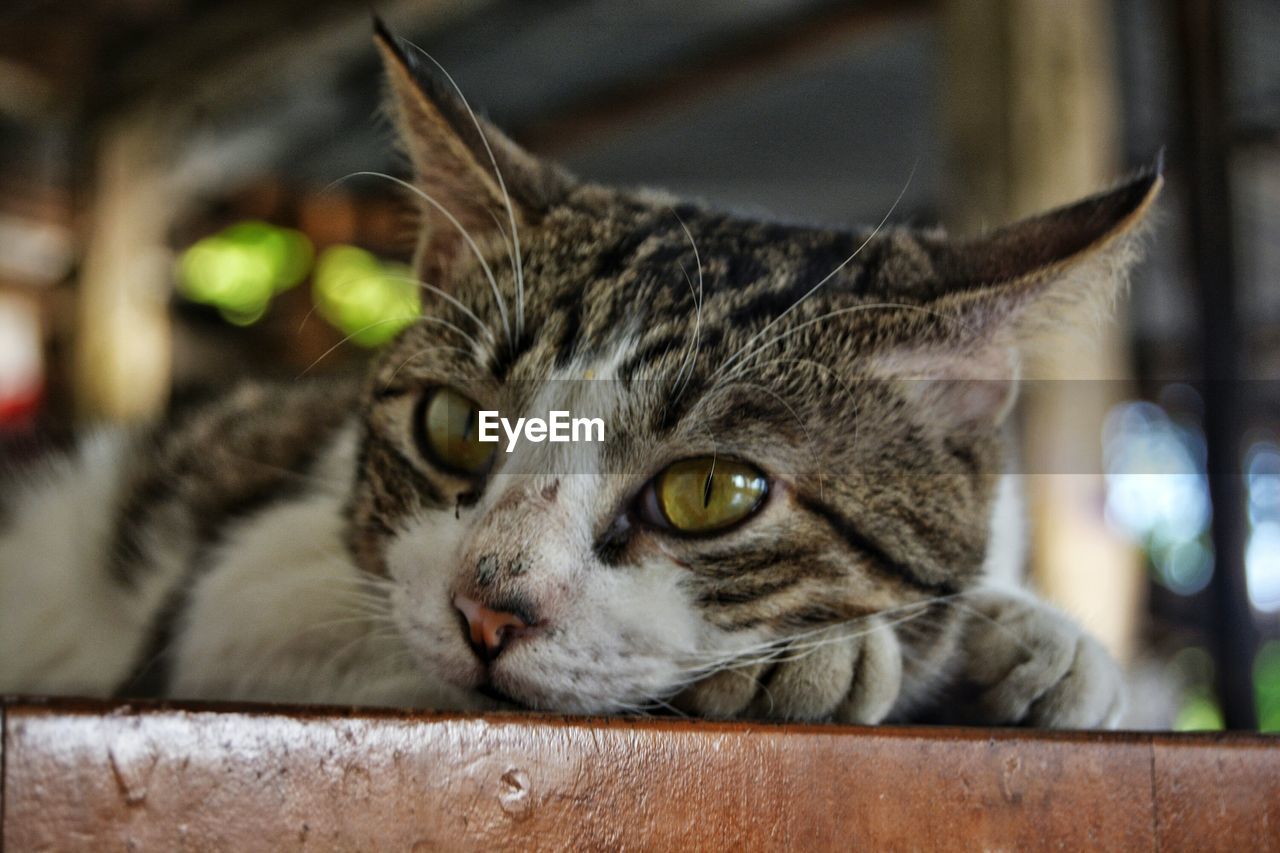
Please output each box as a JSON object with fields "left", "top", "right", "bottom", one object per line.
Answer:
{"left": 1151, "top": 732, "right": 1280, "bottom": 852}
{"left": 2, "top": 698, "right": 1276, "bottom": 851}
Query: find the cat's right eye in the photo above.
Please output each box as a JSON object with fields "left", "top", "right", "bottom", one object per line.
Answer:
{"left": 415, "top": 387, "right": 495, "bottom": 476}
{"left": 637, "top": 456, "right": 768, "bottom": 534}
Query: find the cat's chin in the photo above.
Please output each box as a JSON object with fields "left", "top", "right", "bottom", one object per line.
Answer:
{"left": 449, "top": 669, "right": 558, "bottom": 713}
{"left": 404, "top": 645, "right": 543, "bottom": 712}
{"left": 476, "top": 681, "right": 528, "bottom": 710}
{"left": 479, "top": 670, "right": 649, "bottom": 716}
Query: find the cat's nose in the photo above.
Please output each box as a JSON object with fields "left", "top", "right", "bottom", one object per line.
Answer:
{"left": 453, "top": 594, "right": 529, "bottom": 662}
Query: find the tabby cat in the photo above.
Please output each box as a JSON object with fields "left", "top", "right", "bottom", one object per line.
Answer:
{"left": 0, "top": 24, "right": 1159, "bottom": 727}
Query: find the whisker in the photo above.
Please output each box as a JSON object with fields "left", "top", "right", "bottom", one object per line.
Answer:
{"left": 325, "top": 624, "right": 398, "bottom": 667}
{"left": 675, "top": 592, "right": 971, "bottom": 680}
{"left": 669, "top": 212, "right": 705, "bottom": 406}
{"left": 329, "top": 171, "right": 512, "bottom": 347}
{"left": 713, "top": 161, "right": 918, "bottom": 381}
{"left": 199, "top": 446, "right": 349, "bottom": 493}
{"left": 383, "top": 342, "right": 475, "bottom": 390}
{"left": 665, "top": 263, "right": 699, "bottom": 405}
{"left": 720, "top": 354, "right": 862, "bottom": 467}
{"left": 484, "top": 206, "right": 522, "bottom": 314}
{"left": 390, "top": 272, "right": 492, "bottom": 336}
{"left": 299, "top": 313, "right": 481, "bottom": 377}
{"left": 294, "top": 267, "right": 495, "bottom": 363}
{"left": 395, "top": 41, "right": 527, "bottom": 341}
{"left": 643, "top": 696, "right": 690, "bottom": 718}
{"left": 703, "top": 378, "right": 827, "bottom": 500}
{"left": 717, "top": 301, "right": 975, "bottom": 392}
{"left": 296, "top": 271, "right": 476, "bottom": 336}
{"left": 297, "top": 315, "right": 417, "bottom": 376}
{"left": 945, "top": 597, "right": 1036, "bottom": 659}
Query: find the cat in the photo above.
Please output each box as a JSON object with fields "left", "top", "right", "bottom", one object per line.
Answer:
{"left": 0, "top": 22, "right": 1158, "bottom": 727}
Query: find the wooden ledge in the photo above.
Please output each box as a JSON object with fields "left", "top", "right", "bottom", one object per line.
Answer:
{"left": 3, "top": 698, "right": 1277, "bottom": 851}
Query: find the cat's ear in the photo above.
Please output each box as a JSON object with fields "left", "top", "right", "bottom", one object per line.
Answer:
{"left": 924, "top": 161, "right": 1162, "bottom": 316}
{"left": 871, "top": 163, "right": 1163, "bottom": 429}
{"left": 373, "top": 20, "right": 572, "bottom": 282}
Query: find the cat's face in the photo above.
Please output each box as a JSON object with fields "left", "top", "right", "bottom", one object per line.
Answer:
{"left": 342, "top": 26, "right": 1159, "bottom": 714}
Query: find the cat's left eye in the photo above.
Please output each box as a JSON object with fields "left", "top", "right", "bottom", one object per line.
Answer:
{"left": 638, "top": 456, "right": 768, "bottom": 534}
{"left": 415, "top": 387, "right": 495, "bottom": 476}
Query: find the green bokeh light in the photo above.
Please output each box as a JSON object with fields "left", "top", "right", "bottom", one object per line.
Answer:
{"left": 178, "top": 221, "right": 313, "bottom": 325}
{"left": 1175, "top": 688, "right": 1226, "bottom": 731}
{"left": 1170, "top": 646, "right": 1225, "bottom": 732}
{"left": 1254, "top": 640, "right": 1280, "bottom": 732}
{"left": 312, "top": 245, "right": 419, "bottom": 347}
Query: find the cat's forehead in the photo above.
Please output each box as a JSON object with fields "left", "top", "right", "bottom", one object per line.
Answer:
{"left": 546, "top": 199, "right": 881, "bottom": 292}
{"left": 502, "top": 198, "right": 913, "bottom": 340}
{"left": 382, "top": 195, "right": 928, "bottom": 395}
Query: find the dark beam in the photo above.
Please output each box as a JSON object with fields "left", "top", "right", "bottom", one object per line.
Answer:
{"left": 1173, "top": 0, "right": 1257, "bottom": 729}
{"left": 79, "top": 0, "right": 486, "bottom": 122}
{"left": 516, "top": 0, "right": 929, "bottom": 155}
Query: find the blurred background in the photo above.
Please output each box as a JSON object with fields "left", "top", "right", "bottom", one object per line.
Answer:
{"left": 0, "top": 0, "right": 1276, "bottom": 730}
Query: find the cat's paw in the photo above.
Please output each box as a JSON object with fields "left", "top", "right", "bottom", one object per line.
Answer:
{"left": 953, "top": 589, "right": 1125, "bottom": 728}
{"left": 673, "top": 620, "right": 902, "bottom": 724}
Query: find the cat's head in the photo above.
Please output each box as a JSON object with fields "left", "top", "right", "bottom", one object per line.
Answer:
{"left": 345, "top": 25, "right": 1160, "bottom": 715}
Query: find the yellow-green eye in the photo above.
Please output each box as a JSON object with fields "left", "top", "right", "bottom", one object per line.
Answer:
{"left": 644, "top": 457, "right": 768, "bottom": 534}
{"left": 417, "top": 387, "right": 495, "bottom": 475}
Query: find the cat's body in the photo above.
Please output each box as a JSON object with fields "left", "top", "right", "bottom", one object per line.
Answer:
{"left": 0, "top": 24, "right": 1152, "bottom": 727}
{"left": 1, "top": 384, "right": 477, "bottom": 709}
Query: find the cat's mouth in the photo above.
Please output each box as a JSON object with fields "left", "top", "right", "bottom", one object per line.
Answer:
{"left": 477, "top": 680, "right": 526, "bottom": 709}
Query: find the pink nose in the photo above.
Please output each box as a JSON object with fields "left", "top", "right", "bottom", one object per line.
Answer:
{"left": 453, "top": 594, "right": 529, "bottom": 662}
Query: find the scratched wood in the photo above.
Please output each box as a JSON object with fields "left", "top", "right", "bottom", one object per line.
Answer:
{"left": 2, "top": 699, "right": 1276, "bottom": 851}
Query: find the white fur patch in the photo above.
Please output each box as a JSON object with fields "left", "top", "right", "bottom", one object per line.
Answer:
{"left": 168, "top": 424, "right": 482, "bottom": 709}
{"left": 0, "top": 432, "right": 162, "bottom": 694}
{"left": 983, "top": 472, "right": 1027, "bottom": 590}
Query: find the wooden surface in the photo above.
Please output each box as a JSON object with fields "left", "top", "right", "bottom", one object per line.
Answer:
{"left": 2, "top": 699, "right": 1277, "bottom": 851}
